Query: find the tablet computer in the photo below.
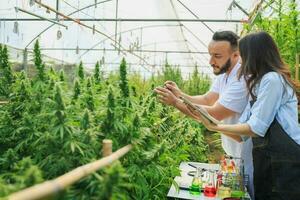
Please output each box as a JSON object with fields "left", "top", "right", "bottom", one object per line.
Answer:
{"left": 180, "top": 96, "right": 221, "bottom": 125}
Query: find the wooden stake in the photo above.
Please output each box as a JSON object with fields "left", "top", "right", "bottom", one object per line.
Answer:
{"left": 102, "top": 139, "right": 113, "bottom": 157}
{"left": 0, "top": 101, "right": 9, "bottom": 105}
{"left": 8, "top": 144, "right": 132, "bottom": 200}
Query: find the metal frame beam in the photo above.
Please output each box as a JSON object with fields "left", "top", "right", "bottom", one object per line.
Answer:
{"left": 15, "top": 7, "right": 68, "bottom": 29}
{"left": 27, "top": 48, "right": 209, "bottom": 54}
{"left": 82, "top": 62, "right": 211, "bottom": 69}
{"left": 78, "top": 24, "right": 182, "bottom": 58}
{"left": 0, "top": 18, "right": 248, "bottom": 23}
{"left": 33, "top": 0, "right": 151, "bottom": 71}
{"left": 24, "top": 0, "right": 113, "bottom": 48}
{"left": 229, "top": 0, "right": 249, "bottom": 16}
{"left": 176, "top": 0, "right": 214, "bottom": 33}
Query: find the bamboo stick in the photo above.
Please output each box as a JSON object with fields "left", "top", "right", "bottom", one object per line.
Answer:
{"left": 0, "top": 101, "right": 9, "bottom": 105}
{"left": 103, "top": 139, "right": 113, "bottom": 157}
{"left": 8, "top": 144, "right": 132, "bottom": 200}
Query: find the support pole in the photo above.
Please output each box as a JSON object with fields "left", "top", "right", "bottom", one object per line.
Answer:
{"left": 102, "top": 139, "right": 113, "bottom": 157}
{"left": 56, "top": 0, "right": 59, "bottom": 20}
{"left": 22, "top": 48, "right": 28, "bottom": 71}
{"left": 115, "top": 0, "right": 119, "bottom": 49}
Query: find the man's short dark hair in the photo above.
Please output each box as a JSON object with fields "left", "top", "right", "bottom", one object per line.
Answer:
{"left": 212, "top": 31, "right": 239, "bottom": 50}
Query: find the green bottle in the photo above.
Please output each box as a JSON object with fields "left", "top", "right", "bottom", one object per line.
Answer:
{"left": 230, "top": 173, "right": 245, "bottom": 198}
{"left": 189, "top": 167, "right": 202, "bottom": 195}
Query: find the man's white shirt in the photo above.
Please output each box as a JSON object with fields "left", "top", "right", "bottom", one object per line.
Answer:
{"left": 209, "top": 62, "right": 248, "bottom": 157}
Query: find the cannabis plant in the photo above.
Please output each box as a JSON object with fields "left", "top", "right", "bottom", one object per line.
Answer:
{"left": 33, "top": 40, "right": 45, "bottom": 81}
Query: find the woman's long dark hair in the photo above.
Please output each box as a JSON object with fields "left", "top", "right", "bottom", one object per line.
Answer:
{"left": 238, "top": 31, "right": 299, "bottom": 100}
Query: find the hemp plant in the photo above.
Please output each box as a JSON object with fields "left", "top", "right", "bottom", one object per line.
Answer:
{"left": 33, "top": 40, "right": 45, "bottom": 81}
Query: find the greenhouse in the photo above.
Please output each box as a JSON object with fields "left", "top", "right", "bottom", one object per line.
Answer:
{"left": 0, "top": 0, "right": 300, "bottom": 200}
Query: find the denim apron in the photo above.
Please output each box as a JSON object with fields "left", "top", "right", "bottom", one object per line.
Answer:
{"left": 250, "top": 100, "right": 300, "bottom": 200}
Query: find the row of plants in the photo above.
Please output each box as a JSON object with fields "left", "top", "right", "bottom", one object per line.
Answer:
{"left": 244, "top": 0, "right": 300, "bottom": 77}
{"left": 0, "top": 41, "right": 211, "bottom": 199}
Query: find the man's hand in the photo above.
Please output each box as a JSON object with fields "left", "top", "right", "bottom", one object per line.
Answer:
{"left": 164, "top": 81, "right": 182, "bottom": 98}
{"left": 154, "top": 86, "right": 179, "bottom": 106}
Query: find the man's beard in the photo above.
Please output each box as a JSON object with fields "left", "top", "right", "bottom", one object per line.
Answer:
{"left": 212, "top": 58, "right": 231, "bottom": 75}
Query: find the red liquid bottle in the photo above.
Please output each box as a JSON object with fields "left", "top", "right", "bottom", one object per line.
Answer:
{"left": 204, "top": 170, "right": 217, "bottom": 197}
{"left": 204, "top": 185, "right": 217, "bottom": 197}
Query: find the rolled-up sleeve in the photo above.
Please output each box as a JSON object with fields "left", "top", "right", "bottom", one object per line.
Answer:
{"left": 218, "top": 79, "right": 248, "bottom": 113}
{"left": 210, "top": 76, "right": 221, "bottom": 94}
{"left": 246, "top": 73, "right": 284, "bottom": 137}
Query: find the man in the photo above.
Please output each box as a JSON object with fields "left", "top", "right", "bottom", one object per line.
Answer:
{"left": 154, "top": 31, "right": 254, "bottom": 199}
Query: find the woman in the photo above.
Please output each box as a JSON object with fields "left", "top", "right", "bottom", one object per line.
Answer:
{"left": 192, "top": 31, "right": 300, "bottom": 200}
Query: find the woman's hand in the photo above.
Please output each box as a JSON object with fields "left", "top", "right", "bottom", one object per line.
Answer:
{"left": 198, "top": 114, "right": 220, "bottom": 131}
{"left": 186, "top": 105, "right": 220, "bottom": 132}
{"left": 185, "top": 104, "right": 202, "bottom": 122}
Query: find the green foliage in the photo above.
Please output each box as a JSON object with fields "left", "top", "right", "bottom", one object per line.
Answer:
{"left": 78, "top": 61, "right": 85, "bottom": 80}
{"left": 162, "top": 62, "right": 183, "bottom": 88}
{"left": 119, "top": 58, "right": 130, "bottom": 98}
{"left": 131, "top": 86, "right": 137, "bottom": 97}
{"left": 33, "top": 40, "right": 42, "bottom": 70}
{"left": 59, "top": 70, "right": 65, "bottom": 82}
{"left": 245, "top": 0, "right": 300, "bottom": 79}
{"left": 97, "top": 162, "right": 132, "bottom": 200}
{"left": 80, "top": 109, "right": 90, "bottom": 130}
{"left": 85, "top": 78, "right": 95, "bottom": 111}
{"left": 0, "top": 47, "right": 212, "bottom": 199}
{"left": 186, "top": 66, "right": 210, "bottom": 95}
{"left": 54, "top": 84, "right": 66, "bottom": 124}
{"left": 72, "top": 79, "right": 81, "bottom": 100}
{"left": 102, "top": 87, "right": 115, "bottom": 134}
{"left": 0, "top": 45, "right": 14, "bottom": 97}
{"left": 0, "top": 157, "right": 43, "bottom": 196}
{"left": 33, "top": 40, "right": 45, "bottom": 81}
{"left": 94, "top": 61, "right": 101, "bottom": 84}
{"left": 49, "top": 78, "right": 55, "bottom": 90}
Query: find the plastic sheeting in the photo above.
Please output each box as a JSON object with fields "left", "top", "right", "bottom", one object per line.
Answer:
{"left": 0, "top": 0, "right": 254, "bottom": 78}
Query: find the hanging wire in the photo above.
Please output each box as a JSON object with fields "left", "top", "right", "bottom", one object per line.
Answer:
{"left": 101, "top": 2, "right": 106, "bottom": 60}
{"left": 2, "top": 22, "right": 5, "bottom": 43}
{"left": 61, "top": 40, "right": 64, "bottom": 66}
{"left": 76, "top": 0, "right": 80, "bottom": 54}
{"left": 169, "top": 0, "right": 198, "bottom": 68}
{"left": 61, "top": 0, "right": 108, "bottom": 33}
{"left": 13, "top": 21, "right": 19, "bottom": 34}
{"left": 93, "top": 1, "right": 96, "bottom": 35}
{"left": 57, "top": 29, "right": 62, "bottom": 40}
{"left": 117, "top": 20, "right": 121, "bottom": 55}
{"left": 29, "top": 0, "right": 35, "bottom": 7}
{"left": 13, "top": 0, "right": 19, "bottom": 34}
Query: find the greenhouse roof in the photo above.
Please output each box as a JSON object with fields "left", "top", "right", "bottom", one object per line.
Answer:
{"left": 0, "top": 0, "right": 259, "bottom": 78}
